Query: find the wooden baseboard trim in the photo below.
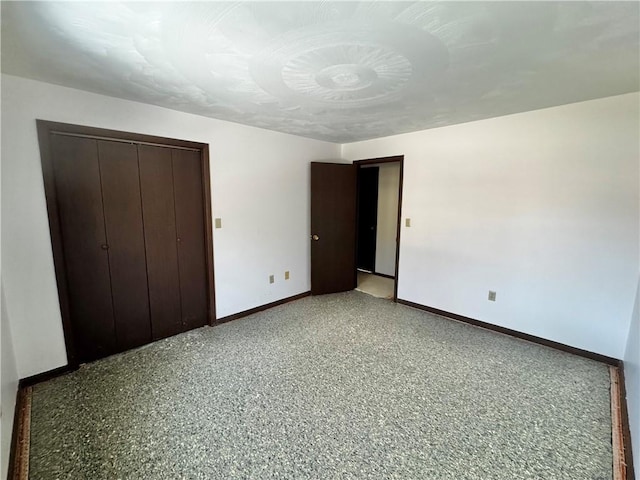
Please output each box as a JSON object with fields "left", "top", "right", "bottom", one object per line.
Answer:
{"left": 616, "top": 363, "right": 636, "bottom": 480}
{"left": 611, "top": 366, "right": 626, "bottom": 480}
{"left": 7, "top": 389, "right": 21, "bottom": 480}
{"left": 215, "top": 291, "right": 311, "bottom": 324}
{"left": 18, "top": 364, "right": 77, "bottom": 389}
{"left": 8, "top": 386, "right": 32, "bottom": 480}
{"left": 396, "top": 298, "right": 620, "bottom": 366}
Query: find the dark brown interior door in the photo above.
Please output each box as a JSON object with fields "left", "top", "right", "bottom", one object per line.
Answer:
{"left": 51, "top": 134, "right": 117, "bottom": 362}
{"left": 310, "top": 162, "right": 357, "bottom": 295}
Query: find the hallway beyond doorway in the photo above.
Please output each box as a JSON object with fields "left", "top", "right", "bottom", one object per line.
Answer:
{"left": 356, "top": 271, "right": 393, "bottom": 299}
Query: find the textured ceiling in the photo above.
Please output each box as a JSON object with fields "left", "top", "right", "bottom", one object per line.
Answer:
{"left": 2, "top": 1, "right": 639, "bottom": 143}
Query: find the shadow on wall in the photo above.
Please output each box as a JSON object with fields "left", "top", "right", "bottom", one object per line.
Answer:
{"left": 624, "top": 277, "right": 640, "bottom": 472}
{"left": 1, "top": 285, "right": 20, "bottom": 479}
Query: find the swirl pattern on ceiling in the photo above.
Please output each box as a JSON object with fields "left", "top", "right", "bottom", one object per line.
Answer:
{"left": 1, "top": 1, "right": 638, "bottom": 142}
{"left": 248, "top": 21, "right": 448, "bottom": 109}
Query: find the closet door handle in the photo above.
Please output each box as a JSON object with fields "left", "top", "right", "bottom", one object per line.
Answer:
{"left": 101, "top": 244, "right": 109, "bottom": 250}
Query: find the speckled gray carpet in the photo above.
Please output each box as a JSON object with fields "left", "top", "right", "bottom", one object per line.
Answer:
{"left": 29, "top": 291, "right": 613, "bottom": 479}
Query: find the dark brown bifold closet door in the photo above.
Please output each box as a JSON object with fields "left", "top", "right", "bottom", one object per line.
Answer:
{"left": 138, "top": 145, "right": 183, "bottom": 340}
{"left": 139, "top": 147, "right": 208, "bottom": 337}
{"left": 172, "top": 149, "right": 208, "bottom": 331}
{"left": 50, "top": 135, "right": 117, "bottom": 362}
{"left": 49, "top": 132, "right": 208, "bottom": 363}
{"left": 97, "top": 140, "right": 152, "bottom": 351}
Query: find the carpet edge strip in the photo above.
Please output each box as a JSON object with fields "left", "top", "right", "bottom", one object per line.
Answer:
{"left": 10, "top": 386, "right": 32, "bottom": 480}
{"left": 610, "top": 366, "right": 626, "bottom": 480}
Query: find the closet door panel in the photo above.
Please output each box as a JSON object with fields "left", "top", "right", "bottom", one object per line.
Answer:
{"left": 97, "top": 140, "right": 152, "bottom": 351}
{"left": 172, "top": 149, "right": 208, "bottom": 330}
{"left": 50, "top": 135, "right": 116, "bottom": 361}
{"left": 138, "top": 145, "right": 183, "bottom": 339}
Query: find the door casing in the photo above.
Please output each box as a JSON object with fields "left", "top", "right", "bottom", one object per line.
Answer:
{"left": 37, "top": 120, "right": 216, "bottom": 367}
{"left": 353, "top": 156, "right": 404, "bottom": 301}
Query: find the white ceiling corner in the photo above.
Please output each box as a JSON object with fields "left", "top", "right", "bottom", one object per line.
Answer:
{"left": 1, "top": 1, "right": 639, "bottom": 143}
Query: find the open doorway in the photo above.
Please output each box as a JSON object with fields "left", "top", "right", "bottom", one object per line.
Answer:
{"left": 354, "top": 156, "right": 403, "bottom": 300}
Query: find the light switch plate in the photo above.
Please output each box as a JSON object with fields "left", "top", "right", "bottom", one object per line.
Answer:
{"left": 405, "top": 218, "right": 411, "bottom": 227}
{"left": 215, "top": 218, "right": 222, "bottom": 229}
{"left": 488, "top": 291, "right": 496, "bottom": 301}
{"left": 285, "top": 271, "right": 290, "bottom": 280}
{"left": 269, "top": 275, "right": 275, "bottom": 284}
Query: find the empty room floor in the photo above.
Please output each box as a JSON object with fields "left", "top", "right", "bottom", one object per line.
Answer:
{"left": 356, "top": 271, "right": 394, "bottom": 299}
{"left": 27, "top": 292, "right": 613, "bottom": 479}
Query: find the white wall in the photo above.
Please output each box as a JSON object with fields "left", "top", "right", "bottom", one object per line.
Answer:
{"left": 1, "top": 286, "right": 19, "bottom": 480}
{"left": 375, "top": 163, "right": 400, "bottom": 277}
{"left": 1, "top": 74, "right": 340, "bottom": 378}
{"left": 625, "top": 277, "right": 639, "bottom": 471}
{"left": 2, "top": 73, "right": 637, "bottom": 375}
{"left": 343, "top": 93, "right": 639, "bottom": 359}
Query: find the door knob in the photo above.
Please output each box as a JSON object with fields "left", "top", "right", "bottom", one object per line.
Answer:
{"left": 101, "top": 244, "right": 109, "bottom": 250}
{"left": 312, "top": 234, "right": 319, "bottom": 241}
